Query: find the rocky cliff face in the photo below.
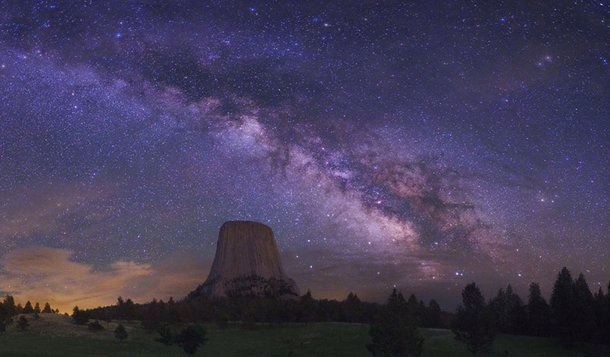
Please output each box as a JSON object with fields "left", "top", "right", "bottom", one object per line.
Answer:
{"left": 189, "top": 221, "right": 300, "bottom": 299}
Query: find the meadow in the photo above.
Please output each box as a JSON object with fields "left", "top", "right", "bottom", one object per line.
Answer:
{"left": 0, "top": 313, "right": 600, "bottom": 356}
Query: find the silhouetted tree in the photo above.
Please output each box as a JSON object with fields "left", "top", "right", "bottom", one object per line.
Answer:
{"left": 572, "top": 273, "right": 595, "bottom": 345}
{"left": 343, "top": 292, "right": 365, "bottom": 322}
{"left": 550, "top": 267, "right": 576, "bottom": 347}
{"left": 0, "top": 302, "right": 9, "bottom": 324}
{"left": 23, "top": 301, "right": 34, "bottom": 314}
{"left": 173, "top": 325, "right": 208, "bottom": 355}
{"left": 0, "top": 302, "right": 8, "bottom": 333}
{"left": 406, "top": 294, "right": 421, "bottom": 326}
{"left": 489, "top": 285, "right": 526, "bottom": 335}
{"left": 452, "top": 283, "right": 495, "bottom": 355}
{"left": 17, "top": 315, "right": 29, "bottom": 331}
{"left": 156, "top": 325, "right": 174, "bottom": 345}
{"left": 114, "top": 323, "right": 128, "bottom": 342}
{"left": 72, "top": 306, "right": 89, "bottom": 325}
{"left": 42, "top": 302, "right": 53, "bottom": 313}
{"left": 593, "top": 285, "right": 610, "bottom": 345}
{"left": 299, "top": 290, "right": 318, "bottom": 322}
{"left": 142, "top": 298, "right": 163, "bottom": 332}
{"left": 167, "top": 297, "right": 181, "bottom": 324}
{"left": 526, "top": 283, "right": 551, "bottom": 337}
{"left": 3, "top": 295, "right": 17, "bottom": 317}
{"left": 423, "top": 299, "right": 442, "bottom": 328}
{"left": 367, "top": 289, "right": 424, "bottom": 356}
{"left": 16, "top": 303, "right": 23, "bottom": 314}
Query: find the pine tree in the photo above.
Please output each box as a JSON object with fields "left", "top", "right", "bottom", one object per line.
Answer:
{"left": 526, "top": 282, "right": 551, "bottom": 337}
{"left": 367, "top": 289, "right": 424, "bottom": 356}
{"left": 572, "top": 273, "right": 595, "bottom": 345}
{"left": 72, "top": 306, "right": 89, "bottom": 325}
{"left": 490, "top": 285, "right": 526, "bottom": 335}
{"left": 167, "top": 297, "right": 181, "bottom": 324}
{"left": 550, "top": 267, "right": 576, "bottom": 347}
{"left": 174, "top": 325, "right": 208, "bottom": 355}
{"left": 142, "top": 298, "right": 162, "bottom": 331}
{"left": 452, "top": 283, "right": 495, "bottom": 355}
{"left": 3, "top": 295, "right": 17, "bottom": 317}
{"left": 593, "top": 287, "right": 608, "bottom": 344}
{"left": 0, "top": 304, "right": 8, "bottom": 327}
{"left": 42, "top": 302, "right": 53, "bottom": 313}
{"left": 424, "top": 299, "right": 441, "bottom": 328}
{"left": 23, "top": 301, "right": 34, "bottom": 314}
{"left": 34, "top": 302, "right": 41, "bottom": 314}
{"left": 344, "top": 292, "right": 365, "bottom": 322}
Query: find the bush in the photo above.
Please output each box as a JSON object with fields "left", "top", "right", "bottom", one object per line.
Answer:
{"left": 155, "top": 324, "right": 208, "bottom": 355}
{"left": 17, "top": 316, "right": 29, "bottom": 331}
{"left": 114, "top": 323, "right": 128, "bottom": 342}
{"left": 88, "top": 320, "right": 104, "bottom": 332}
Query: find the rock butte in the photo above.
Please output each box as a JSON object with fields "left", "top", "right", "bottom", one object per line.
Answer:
{"left": 189, "top": 220, "right": 300, "bottom": 299}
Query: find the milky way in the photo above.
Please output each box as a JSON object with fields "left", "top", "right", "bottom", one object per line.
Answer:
{"left": 0, "top": 1, "right": 608, "bottom": 310}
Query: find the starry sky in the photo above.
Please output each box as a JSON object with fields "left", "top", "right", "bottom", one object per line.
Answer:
{"left": 0, "top": 1, "right": 608, "bottom": 311}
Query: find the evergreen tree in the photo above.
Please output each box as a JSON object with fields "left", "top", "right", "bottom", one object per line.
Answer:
{"left": 174, "top": 325, "right": 208, "bottom": 355}
{"left": 424, "top": 299, "right": 442, "bottom": 328}
{"left": 592, "top": 287, "right": 608, "bottom": 344}
{"left": 343, "top": 292, "right": 365, "bottom": 322}
{"left": 299, "top": 290, "right": 318, "bottom": 322}
{"left": 489, "top": 285, "right": 526, "bottom": 335}
{"left": 572, "top": 273, "right": 595, "bottom": 345}
{"left": 550, "top": 267, "right": 576, "bottom": 347}
{"left": 367, "top": 289, "right": 424, "bottom": 356}
{"left": 114, "top": 323, "right": 128, "bottom": 342}
{"left": 42, "top": 302, "right": 53, "bottom": 313}
{"left": 526, "top": 283, "right": 551, "bottom": 337}
{"left": 3, "top": 295, "right": 17, "bottom": 317}
{"left": 452, "top": 283, "right": 495, "bottom": 355}
{"left": 34, "top": 302, "right": 41, "bottom": 314}
{"left": 124, "top": 299, "right": 136, "bottom": 321}
{"left": 406, "top": 294, "right": 421, "bottom": 325}
{"left": 167, "top": 297, "right": 181, "bottom": 324}
{"left": 23, "top": 301, "right": 34, "bottom": 314}
{"left": 72, "top": 306, "right": 89, "bottom": 325}
{"left": 0, "top": 303, "right": 9, "bottom": 328}
{"left": 142, "top": 298, "right": 162, "bottom": 332}
{"left": 16, "top": 303, "right": 23, "bottom": 314}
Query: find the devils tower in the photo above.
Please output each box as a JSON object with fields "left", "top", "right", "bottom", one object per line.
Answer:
{"left": 189, "top": 220, "right": 300, "bottom": 299}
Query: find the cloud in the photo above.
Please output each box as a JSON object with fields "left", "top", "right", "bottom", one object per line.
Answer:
{"left": 0, "top": 246, "right": 206, "bottom": 312}
{"left": 0, "top": 182, "right": 108, "bottom": 243}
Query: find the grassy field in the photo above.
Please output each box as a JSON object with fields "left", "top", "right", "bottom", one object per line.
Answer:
{"left": 0, "top": 313, "right": 605, "bottom": 356}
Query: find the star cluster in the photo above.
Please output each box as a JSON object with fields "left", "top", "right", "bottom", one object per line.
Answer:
{"left": 0, "top": 1, "right": 608, "bottom": 310}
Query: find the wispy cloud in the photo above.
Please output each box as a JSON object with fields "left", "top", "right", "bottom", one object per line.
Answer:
{"left": 0, "top": 246, "right": 206, "bottom": 312}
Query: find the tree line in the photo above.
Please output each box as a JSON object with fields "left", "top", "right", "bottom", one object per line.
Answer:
{"left": 368, "top": 267, "right": 610, "bottom": 356}
{"left": 61, "top": 266, "right": 610, "bottom": 355}
{"left": 79, "top": 290, "right": 445, "bottom": 332}
{"left": 0, "top": 296, "right": 58, "bottom": 332}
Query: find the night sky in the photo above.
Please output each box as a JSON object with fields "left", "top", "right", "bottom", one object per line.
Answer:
{"left": 0, "top": 1, "right": 608, "bottom": 311}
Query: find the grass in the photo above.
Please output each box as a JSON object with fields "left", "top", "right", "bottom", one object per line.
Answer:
{"left": 0, "top": 313, "right": 604, "bottom": 356}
